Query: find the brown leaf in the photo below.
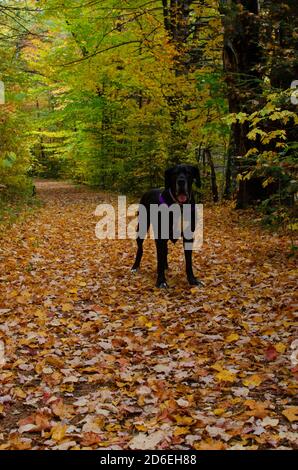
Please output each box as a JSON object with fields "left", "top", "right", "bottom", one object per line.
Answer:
{"left": 81, "top": 432, "right": 102, "bottom": 446}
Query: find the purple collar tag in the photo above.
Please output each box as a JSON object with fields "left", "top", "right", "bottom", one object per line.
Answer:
{"left": 158, "top": 193, "right": 168, "bottom": 205}
{"left": 159, "top": 190, "right": 176, "bottom": 206}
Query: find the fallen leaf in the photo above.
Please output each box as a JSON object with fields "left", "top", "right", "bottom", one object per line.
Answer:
{"left": 282, "top": 407, "right": 298, "bottom": 422}
{"left": 275, "top": 343, "right": 286, "bottom": 353}
{"left": 265, "top": 345, "right": 278, "bottom": 361}
{"left": 51, "top": 423, "right": 67, "bottom": 442}
{"left": 129, "top": 431, "right": 167, "bottom": 450}
{"left": 261, "top": 417, "right": 279, "bottom": 427}
{"left": 19, "top": 424, "right": 38, "bottom": 434}
{"left": 225, "top": 333, "right": 239, "bottom": 343}
{"left": 195, "top": 439, "right": 226, "bottom": 450}
{"left": 81, "top": 432, "right": 102, "bottom": 446}
{"left": 216, "top": 369, "right": 236, "bottom": 382}
{"left": 243, "top": 374, "right": 263, "bottom": 388}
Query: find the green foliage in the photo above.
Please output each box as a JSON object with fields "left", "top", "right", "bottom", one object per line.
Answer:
{"left": 235, "top": 88, "right": 298, "bottom": 227}
{"left": 18, "top": 0, "right": 226, "bottom": 195}
{"left": 0, "top": 107, "right": 33, "bottom": 197}
{"left": 0, "top": 1, "right": 36, "bottom": 200}
{"left": 0, "top": 0, "right": 297, "bottom": 224}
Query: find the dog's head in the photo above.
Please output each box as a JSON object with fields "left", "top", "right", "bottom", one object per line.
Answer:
{"left": 164, "top": 164, "right": 200, "bottom": 204}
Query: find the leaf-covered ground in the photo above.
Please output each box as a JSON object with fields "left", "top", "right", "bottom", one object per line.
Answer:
{"left": 0, "top": 181, "right": 297, "bottom": 450}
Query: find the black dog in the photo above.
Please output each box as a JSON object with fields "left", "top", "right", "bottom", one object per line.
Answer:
{"left": 131, "top": 164, "right": 203, "bottom": 288}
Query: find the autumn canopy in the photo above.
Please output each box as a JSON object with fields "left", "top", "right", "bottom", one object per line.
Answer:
{"left": 0, "top": 0, "right": 297, "bottom": 453}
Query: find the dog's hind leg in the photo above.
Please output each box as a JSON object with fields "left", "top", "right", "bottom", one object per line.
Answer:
{"left": 164, "top": 243, "right": 168, "bottom": 270}
{"left": 131, "top": 237, "right": 144, "bottom": 272}
{"left": 131, "top": 202, "right": 150, "bottom": 273}
{"left": 183, "top": 239, "right": 203, "bottom": 286}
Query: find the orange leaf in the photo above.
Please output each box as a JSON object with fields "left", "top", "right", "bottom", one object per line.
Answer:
{"left": 282, "top": 407, "right": 298, "bottom": 422}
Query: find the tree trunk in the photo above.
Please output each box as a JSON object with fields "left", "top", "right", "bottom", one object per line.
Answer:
{"left": 161, "top": 1, "right": 194, "bottom": 163}
{"left": 220, "top": 0, "right": 262, "bottom": 198}
{"left": 205, "top": 148, "right": 219, "bottom": 203}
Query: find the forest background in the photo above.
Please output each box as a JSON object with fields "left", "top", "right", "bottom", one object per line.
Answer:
{"left": 0, "top": 0, "right": 297, "bottom": 229}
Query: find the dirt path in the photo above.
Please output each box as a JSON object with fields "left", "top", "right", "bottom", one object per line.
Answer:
{"left": 0, "top": 180, "right": 296, "bottom": 450}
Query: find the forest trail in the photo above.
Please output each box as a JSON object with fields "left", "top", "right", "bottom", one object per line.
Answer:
{"left": 0, "top": 180, "right": 296, "bottom": 450}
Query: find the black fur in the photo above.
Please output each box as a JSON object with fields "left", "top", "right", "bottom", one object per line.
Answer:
{"left": 131, "top": 164, "right": 203, "bottom": 288}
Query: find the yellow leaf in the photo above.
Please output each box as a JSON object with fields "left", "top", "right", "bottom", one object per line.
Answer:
{"left": 275, "top": 343, "right": 286, "bottom": 353}
{"left": 14, "top": 387, "right": 26, "bottom": 399}
{"left": 60, "top": 384, "right": 74, "bottom": 393}
{"left": 190, "top": 287, "right": 199, "bottom": 295}
{"left": 263, "top": 329, "right": 274, "bottom": 336}
{"left": 243, "top": 374, "right": 263, "bottom": 388}
{"left": 174, "top": 427, "right": 189, "bottom": 436}
{"left": 51, "top": 423, "right": 67, "bottom": 442}
{"left": 137, "top": 315, "right": 148, "bottom": 326}
{"left": 173, "top": 415, "right": 194, "bottom": 425}
{"left": 16, "top": 295, "right": 29, "bottom": 305}
{"left": 213, "top": 408, "right": 225, "bottom": 416}
{"left": 135, "top": 424, "right": 148, "bottom": 432}
{"left": 62, "top": 303, "right": 72, "bottom": 312}
{"left": 282, "top": 407, "right": 298, "bottom": 422}
{"left": 46, "top": 356, "right": 64, "bottom": 369}
{"left": 106, "top": 423, "right": 121, "bottom": 432}
{"left": 34, "top": 309, "right": 46, "bottom": 321}
{"left": 225, "top": 333, "right": 239, "bottom": 343}
{"left": 68, "top": 288, "right": 77, "bottom": 294}
{"left": 215, "top": 369, "right": 236, "bottom": 382}
{"left": 35, "top": 362, "right": 44, "bottom": 374}
{"left": 241, "top": 322, "right": 250, "bottom": 331}
{"left": 116, "top": 381, "right": 127, "bottom": 388}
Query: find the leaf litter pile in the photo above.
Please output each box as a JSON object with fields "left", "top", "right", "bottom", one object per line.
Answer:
{"left": 0, "top": 181, "right": 297, "bottom": 450}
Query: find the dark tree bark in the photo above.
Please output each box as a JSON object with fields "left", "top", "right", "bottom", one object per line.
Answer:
{"left": 220, "top": 0, "right": 262, "bottom": 198}
{"left": 205, "top": 148, "right": 219, "bottom": 203}
{"left": 161, "top": 1, "right": 195, "bottom": 164}
{"left": 222, "top": 1, "right": 298, "bottom": 205}
{"left": 162, "top": 0, "right": 192, "bottom": 52}
{"left": 262, "top": 1, "right": 298, "bottom": 148}
{"left": 263, "top": 0, "right": 298, "bottom": 90}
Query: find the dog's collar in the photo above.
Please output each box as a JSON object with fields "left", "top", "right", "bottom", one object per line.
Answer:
{"left": 169, "top": 189, "right": 180, "bottom": 204}
{"left": 159, "top": 190, "right": 194, "bottom": 209}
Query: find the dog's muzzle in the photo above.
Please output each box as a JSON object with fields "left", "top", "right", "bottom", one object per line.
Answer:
{"left": 176, "top": 178, "right": 189, "bottom": 204}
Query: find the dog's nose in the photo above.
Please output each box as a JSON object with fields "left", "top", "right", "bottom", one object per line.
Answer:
{"left": 177, "top": 178, "right": 185, "bottom": 187}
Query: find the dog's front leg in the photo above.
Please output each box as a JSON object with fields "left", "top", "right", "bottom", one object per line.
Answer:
{"left": 183, "top": 239, "right": 202, "bottom": 286}
{"left": 155, "top": 240, "right": 168, "bottom": 288}
{"left": 164, "top": 243, "right": 168, "bottom": 270}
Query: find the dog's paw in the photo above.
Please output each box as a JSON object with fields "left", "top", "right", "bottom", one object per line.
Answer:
{"left": 156, "top": 280, "right": 168, "bottom": 288}
{"left": 131, "top": 267, "right": 139, "bottom": 273}
{"left": 188, "top": 277, "right": 204, "bottom": 287}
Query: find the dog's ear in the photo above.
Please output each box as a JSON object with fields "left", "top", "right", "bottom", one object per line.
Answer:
{"left": 190, "top": 166, "right": 201, "bottom": 187}
{"left": 164, "top": 167, "right": 174, "bottom": 189}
